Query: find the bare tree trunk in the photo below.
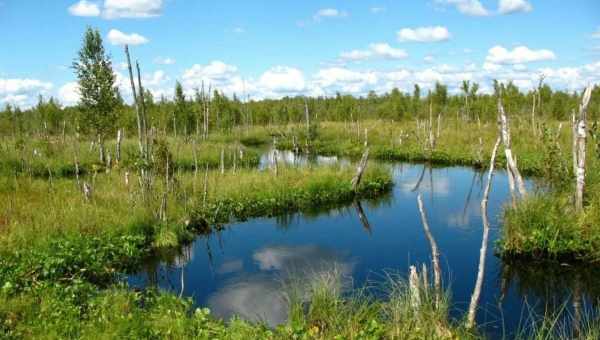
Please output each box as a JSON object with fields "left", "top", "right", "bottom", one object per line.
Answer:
{"left": 467, "top": 137, "right": 501, "bottom": 329}
{"left": 498, "top": 99, "right": 527, "bottom": 198}
{"left": 409, "top": 265, "right": 421, "bottom": 312}
{"left": 417, "top": 193, "right": 441, "bottom": 306}
{"left": 98, "top": 135, "right": 105, "bottom": 164}
{"left": 124, "top": 45, "right": 145, "bottom": 157}
{"left": 116, "top": 129, "right": 123, "bottom": 163}
{"left": 351, "top": 148, "right": 369, "bottom": 192}
{"left": 220, "top": 148, "right": 225, "bottom": 175}
{"left": 203, "top": 163, "right": 209, "bottom": 207}
{"left": 531, "top": 91, "right": 536, "bottom": 135}
{"left": 574, "top": 86, "right": 592, "bottom": 212}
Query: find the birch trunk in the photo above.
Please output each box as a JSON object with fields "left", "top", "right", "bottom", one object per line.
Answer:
{"left": 116, "top": 129, "right": 123, "bottom": 163}
{"left": 574, "top": 86, "right": 592, "bottom": 212}
{"left": 498, "top": 99, "right": 527, "bottom": 198}
{"left": 466, "top": 137, "right": 501, "bottom": 329}
{"left": 417, "top": 193, "right": 441, "bottom": 307}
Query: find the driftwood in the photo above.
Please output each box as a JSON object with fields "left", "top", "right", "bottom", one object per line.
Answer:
{"left": 574, "top": 86, "right": 592, "bottom": 212}
{"left": 466, "top": 137, "right": 501, "bottom": 329}
{"left": 417, "top": 193, "right": 441, "bottom": 306}
{"left": 351, "top": 148, "right": 369, "bottom": 192}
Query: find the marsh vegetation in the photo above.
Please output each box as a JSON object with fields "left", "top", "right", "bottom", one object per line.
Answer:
{"left": 1, "top": 28, "right": 600, "bottom": 339}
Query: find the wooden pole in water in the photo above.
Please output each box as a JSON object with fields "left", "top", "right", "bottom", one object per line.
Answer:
{"left": 351, "top": 148, "right": 369, "bottom": 192}
{"left": 574, "top": 86, "right": 592, "bottom": 212}
{"left": 466, "top": 136, "right": 501, "bottom": 329}
{"left": 416, "top": 193, "right": 441, "bottom": 307}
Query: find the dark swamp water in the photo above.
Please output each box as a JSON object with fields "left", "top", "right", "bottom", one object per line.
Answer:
{"left": 129, "top": 157, "right": 600, "bottom": 338}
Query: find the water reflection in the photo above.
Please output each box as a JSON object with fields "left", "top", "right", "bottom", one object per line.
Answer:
{"left": 128, "top": 162, "right": 597, "bottom": 338}
{"left": 208, "top": 244, "right": 354, "bottom": 326}
{"left": 258, "top": 149, "right": 350, "bottom": 170}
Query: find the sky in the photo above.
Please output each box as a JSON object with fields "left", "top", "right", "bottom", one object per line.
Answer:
{"left": 1, "top": 0, "right": 599, "bottom": 108}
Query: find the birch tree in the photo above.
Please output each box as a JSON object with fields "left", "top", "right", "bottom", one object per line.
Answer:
{"left": 73, "top": 27, "right": 119, "bottom": 163}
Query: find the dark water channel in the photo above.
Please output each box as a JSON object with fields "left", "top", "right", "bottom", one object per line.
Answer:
{"left": 128, "top": 159, "right": 599, "bottom": 338}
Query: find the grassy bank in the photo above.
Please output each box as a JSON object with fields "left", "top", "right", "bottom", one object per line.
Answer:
{"left": 1, "top": 267, "right": 476, "bottom": 339}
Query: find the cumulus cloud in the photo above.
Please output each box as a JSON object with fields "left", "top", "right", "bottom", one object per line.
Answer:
{"left": 486, "top": 45, "right": 555, "bottom": 64}
{"left": 314, "top": 67, "right": 378, "bottom": 95}
{"left": 68, "top": 0, "right": 100, "bottom": 17}
{"left": 313, "top": 8, "right": 347, "bottom": 21}
{"left": 340, "top": 49, "right": 372, "bottom": 61}
{"left": 103, "top": 0, "right": 163, "bottom": 19}
{"left": 0, "top": 78, "right": 53, "bottom": 108}
{"left": 369, "top": 43, "right": 409, "bottom": 59}
{"left": 340, "top": 43, "right": 408, "bottom": 61}
{"left": 258, "top": 66, "right": 306, "bottom": 94}
{"left": 498, "top": 0, "right": 532, "bottom": 14}
{"left": 436, "top": 0, "right": 490, "bottom": 16}
{"left": 107, "top": 29, "right": 149, "bottom": 45}
{"left": 424, "top": 55, "right": 435, "bottom": 63}
{"left": 397, "top": 26, "right": 451, "bottom": 43}
{"left": 58, "top": 82, "right": 80, "bottom": 106}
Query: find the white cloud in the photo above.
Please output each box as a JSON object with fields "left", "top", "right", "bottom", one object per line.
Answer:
{"left": 340, "top": 43, "right": 408, "bottom": 61}
{"left": 370, "top": 7, "right": 385, "bottom": 14}
{"left": 258, "top": 66, "right": 306, "bottom": 94}
{"left": 232, "top": 27, "right": 245, "bottom": 34}
{"left": 437, "top": 0, "right": 490, "bottom": 16}
{"left": 592, "top": 27, "right": 600, "bottom": 39}
{"left": 314, "top": 67, "right": 378, "bottom": 95}
{"left": 68, "top": 0, "right": 100, "bottom": 17}
{"left": 486, "top": 45, "right": 555, "bottom": 64}
{"left": 369, "top": 43, "right": 408, "bottom": 59}
{"left": 107, "top": 29, "right": 149, "bottom": 45}
{"left": 424, "top": 55, "right": 435, "bottom": 63}
{"left": 103, "top": 0, "right": 163, "bottom": 19}
{"left": 154, "top": 57, "right": 176, "bottom": 65}
{"left": 397, "top": 26, "right": 451, "bottom": 43}
{"left": 58, "top": 82, "right": 80, "bottom": 106}
{"left": 313, "top": 8, "right": 347, "bottom": 21}
{"left": 498, "top": 0, "right": 532, "bottom": 14}
{"left": 0, "top": 78, "right": 53, "bottom": 108}
{"left": 340, "top": 49, "right": 372, "bottom": 61}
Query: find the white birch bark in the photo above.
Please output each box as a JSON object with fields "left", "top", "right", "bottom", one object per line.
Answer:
{"left": 498, "top": 99, "right": 527, "bottom": 198}
{"left": 417, "top": 193, "right": 441, "bottom": 307}
{"left": 466, "top": 137, "right": 501, "bottom": 329}
{"left": 574, "top": 86, "right": 592, "bottom": 212}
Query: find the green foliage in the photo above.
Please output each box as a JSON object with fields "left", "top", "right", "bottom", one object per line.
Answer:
{"left": 73, "top": 27, "right": 119, "bottom": 141}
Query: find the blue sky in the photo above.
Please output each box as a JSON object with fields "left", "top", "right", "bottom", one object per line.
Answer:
{"left": 1, "top": 0, "right": 599, "bottom": 108}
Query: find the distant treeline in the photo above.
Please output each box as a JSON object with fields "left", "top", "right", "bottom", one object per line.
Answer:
{"left": 1, "top": 81, "right": 599, "bottom": 138}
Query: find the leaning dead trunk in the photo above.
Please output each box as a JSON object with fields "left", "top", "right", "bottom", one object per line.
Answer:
{"left": 574, "top": 86, "right": 592, "bottom": 212}
{"left": 498, "top": 99, "right": 527, "bottom": 198}
{"left": 466, "top": 137, "right": 501, "bottom": 329}
{"left": 417, "top": 193, "right": 441, "bottom": 306}
{"left": 351, "top": 148, "right": 369, "bottom": 192}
